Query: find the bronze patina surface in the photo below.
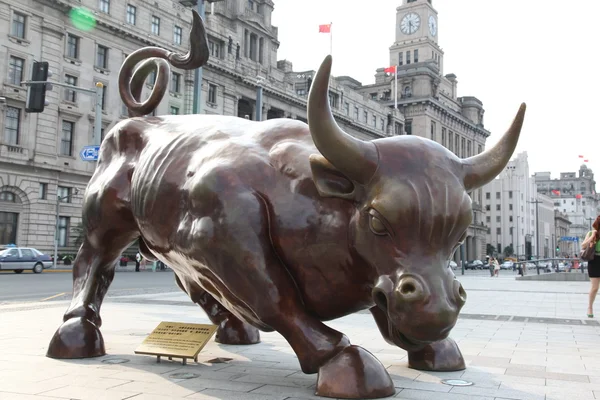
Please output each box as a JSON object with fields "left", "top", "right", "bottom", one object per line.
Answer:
{"left": 46, "top": 11, "right": 526, "bottom": 399}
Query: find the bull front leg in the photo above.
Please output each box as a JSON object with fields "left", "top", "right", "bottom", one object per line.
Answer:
{"left": 370, "top": 306, "right": 466, "bottom": 372}
{"left": 174, "top": 274, "right": 260, "bottom": 345}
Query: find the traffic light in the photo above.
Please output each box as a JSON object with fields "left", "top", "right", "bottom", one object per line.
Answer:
{"left": 556, "top": 245, "right": 560, "bottom": 254}
{"left": 25, "top": 61, "right": 50, "bottom": 113}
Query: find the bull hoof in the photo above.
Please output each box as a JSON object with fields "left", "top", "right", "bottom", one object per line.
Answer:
{"left": 316, "top": 345, "right": 395, "bottom": 399}
{"left": 408, "top": 337, "right": 466, "bottom": 372}
{"left": 215, "top": 317, "right": 260, "bottom": 345}
{"left": 47, "top": 317, "right": 105, "bottom": 359}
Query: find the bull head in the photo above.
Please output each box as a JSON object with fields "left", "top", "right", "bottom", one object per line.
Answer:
{"left": 307, "top": 55, "right": 526, "bottom": 348}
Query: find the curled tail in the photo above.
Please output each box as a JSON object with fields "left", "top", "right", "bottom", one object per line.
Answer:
{"left": 118, "top": 10, "right": 209, "bottom": 117}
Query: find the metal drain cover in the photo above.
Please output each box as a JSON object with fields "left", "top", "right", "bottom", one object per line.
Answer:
{"left": 169, "top": 372, "right": 199, "bottom": 379}
{"left": 101, "top": 358, "right": 130, "bottom": 364}
{"left": 441, "top": 379, "right": 473, "bottom": 386}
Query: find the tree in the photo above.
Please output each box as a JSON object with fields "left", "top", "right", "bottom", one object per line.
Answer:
{"left": 503, "top": 244, "right": 514, "bottom": 258}
{"left": 486, "top": 244, "right": 496, "bottom": 256}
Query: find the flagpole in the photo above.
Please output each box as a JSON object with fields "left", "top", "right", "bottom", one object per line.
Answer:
{"left": 394, "top": 65, "right": 398, "bottom": 109}
{"left": 329, "top": 22, "right": 333, "bottom": 56}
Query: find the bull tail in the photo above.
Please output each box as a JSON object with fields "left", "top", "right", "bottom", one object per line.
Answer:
{"left": 118, "top": 10, "right": 209, "bottom": 118}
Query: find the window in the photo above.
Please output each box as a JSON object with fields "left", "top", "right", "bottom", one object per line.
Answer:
{"left": 496, "top": 204, "right": 500, "bottom": 211}
{"left": 486, "top": 192, "right": 490, "bottom": 200}
{"left": 509, "top": 191, "right": 513, "bottom": 199}
{"left": 209, "top": 41, "right": 220, "bottom": 58}
{"left": 461, "top": 137, "right": 466, "bottom": 158}
{"left": 102, "top": 84, "right": 107, "bottom": 110}
{"left": 486, "top": 216, "right": 490, "bottom": 223}
{"left": 296, "top": 89, "right": 305, "bottom": 96}
{"left": 467, "top": 140, "right": 472, "bottom": 157}
{"left": 406, "top": 50, "right": 411, "bottom": 64}
{"left": 57, "top": 186, "right": 71, "bottom": 202}
{"left": 414, "top": 49, "right": 419, "bottom": 63}
{"left": 171, "top": 72, "right": 181, "bottom": 93}
{"left": 4, "top": 106, "right": 21, "bottom": 145}
{"left": 454, "top": 135, "right": 459, "bottom": 155}
{"left": 478, "top": 145, "right": 482, "bottom": 154}
{"left": 441, "top": 127, "right": 446, "bottom": 147}
{"left": 11, "top": 12, "right": 26, "bottom": 38}
{"left": 485, "top": 205, "right": 490, "bottom": 211}
{"left": 170, "top": 106, "right": 179, "bottom": 115}
{"left": 174, "top": 26, "right": 182, "bottom": 45}
{"left": 208, "top": 84, "right": 217, "bottom": 103}
{"left": 8, "top": 56, "right": 24, "bottom": 86}
{"left": 509, "top": 216, "right": 513, "bottom": 222}
{"left": 126, "top": 5, "right": 136, "bottom": 24}
{"left": 0, "top": 192, "right": 16, "bottom": 202}
{"left": 99, "top": 0, "right": 110, "bottom": 13}
{"left": 151, "top": 16, "right": 160, "bottom": 35}
{"left": 0, "top": 212, "right": 18, "bottom": 245}
{"left": 509, "top": 204, "right": 513, "bottom": 211}
{"left": 61, "top": 121, "right": 74, "bottom": 156}
{"left": 66, "top": 34, "right": 79, "bottom": 59}
{"left": 58, "top": 216, "right": 70, "bottom": 247}
{"left": 372, "top": 115, "right": 376, "bottom": 127}
{"left": 363, "top": 111, "right": 368, "bottom": 123}
{"left": 96, "top": 45, "right": 108, "bottom": 69}
{"left": 64, "top": 75, "right": 77, "bottom": 102}
{"left": 39, "top": 183, "right": 47, "bottom": 200}
{"left": 496, "top": 216, "right": 500, "bottom": 223}
{"left": 496, "top": 227, "right": 501, "bottom": 235}
{"left": 344, "top": 102, "right": 349, "bottom": 115}
{"left": 448, "top": 132, "right": 453, "bottom": 151}
{"left": 405, "top": 120, "right": 412, "bottom": 135}
{"left": 398, "top": 52, "right": 403, "bottom": 66}
{"left": 430, "top": 121, "right": 436, "bottom": 141}
{"left": 354, "top": 106, "right": 359, "bottom": 120}
{"left": 496, "top": 192, "right": 500, "bottom": 199}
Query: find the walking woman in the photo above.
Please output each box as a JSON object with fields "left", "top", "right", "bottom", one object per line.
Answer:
{"left": 583, "top": 215, "right": 600, "bottom": 318}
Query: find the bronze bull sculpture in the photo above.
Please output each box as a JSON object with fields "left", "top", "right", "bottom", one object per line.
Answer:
{"left": 47, "top": 11, "right": 526, "bottom": 399}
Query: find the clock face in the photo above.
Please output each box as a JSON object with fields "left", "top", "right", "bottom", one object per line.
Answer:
{"left": 400, "top": 12, "right": 420, "bottom": 35}
{"left": 429, "top": 15, "right": 437, "bottom": 36}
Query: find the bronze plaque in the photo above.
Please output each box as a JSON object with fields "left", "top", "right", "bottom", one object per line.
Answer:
{"left": 135, "top": 322, "right": 218, "bottom": 359}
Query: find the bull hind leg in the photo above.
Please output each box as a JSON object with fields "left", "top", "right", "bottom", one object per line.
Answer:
{"left": 47, "top": 165, "right": 139, "bottom": 359}
{"left": 174, "top": 274, "right": 260, "bottom": 345}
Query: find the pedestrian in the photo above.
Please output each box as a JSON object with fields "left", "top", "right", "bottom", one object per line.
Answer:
{"left": 492, "top": 257, "right": 500, "bottom": 277}
{"left": 487, "top": 256, "right": 494, "bottom": 277}
{"left": 582, "top": 215, "right": 600, "bottom": 318}
{"left": 135, "top": 251, "right": 141, "bottom": 272}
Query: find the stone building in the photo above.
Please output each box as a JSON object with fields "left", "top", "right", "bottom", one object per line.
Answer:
{"left": 554, "top": 210, "right": 573, "bottom": 257}
{"left": 534, "top": 165, "right": 599, "bottom": 242}
{"left": 0, "top": 0, "right": 491, "bottom": 260}
{"left": 357, "top": 0, "right": 491, "bottom": 262}
{"left": 482, "top": 152, "right": 539, "bottom": 259}
{"left": 0, "top": 0, "right": 400, "bottom": 254}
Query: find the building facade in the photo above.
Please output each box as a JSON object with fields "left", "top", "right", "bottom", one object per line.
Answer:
{"left": 482, "top": 152, "right": 540, "bottom": 259}
{"left": 534, "top": 165, "right": 599, "bottom": 243}
{"left": 0, "top": 0, "right": 491, "bottom": 259}
{"left": 554, "top": 210, "right": 573, "bottom": 257}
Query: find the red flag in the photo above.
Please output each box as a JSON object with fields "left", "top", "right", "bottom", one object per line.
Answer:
{"left": 576, "top": 194, "right": 583, "bottom": 199}
{"left": 584, "top": 159, "right": 589, "bottom": 162}
{"left": 579, "top": 155, "right": 584, "bottom": 158}
{"left": 551, "top": 190, "right": 561, "bottom": 195}
{"left": 319, "top": 24, "right": 331, "bottom": 33}
{"left": 384, "top": 66, "right": 396, "bottom": 73}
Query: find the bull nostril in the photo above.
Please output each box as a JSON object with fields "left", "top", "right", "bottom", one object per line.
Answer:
{"left": 400, "top": 282, "right": 416, "bottom": 295}
{"left": 373, "top": 289, "right": 388, "bottom": 312}
{"left": 455, "top": 281, "right": 467, "bottom": 304}
{"left": 397, "top": 277, "right": 424, "bottom": 303}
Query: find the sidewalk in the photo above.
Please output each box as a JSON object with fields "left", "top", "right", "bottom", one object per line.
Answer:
{"left": 45, "top": 262, "right": 171, "bottom": 273}
{"left": 2, "top": 276, "right": 600, "bottom": 399}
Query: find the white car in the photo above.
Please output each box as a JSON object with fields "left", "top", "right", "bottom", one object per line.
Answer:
{"left": 501, "top": 261, "right": 513, "bottom": 270}
{"left": 449, "top": 261, "right": 457, "bottom": 270}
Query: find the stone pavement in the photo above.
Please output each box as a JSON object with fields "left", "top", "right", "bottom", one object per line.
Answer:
{"left": 2, "top": 276, "right": 600, "bottom": 400}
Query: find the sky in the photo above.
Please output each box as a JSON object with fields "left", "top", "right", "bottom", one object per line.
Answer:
{"left": 271, "top": 0, "right": 600, "bottom": 180}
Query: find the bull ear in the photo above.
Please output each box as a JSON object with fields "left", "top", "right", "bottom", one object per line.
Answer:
{"left": 309, "top": 154, "right": 356, "bottom": 200}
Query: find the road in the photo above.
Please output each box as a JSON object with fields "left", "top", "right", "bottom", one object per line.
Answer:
{"left": 0, "top": 270, "right": 179, "bottom": 303}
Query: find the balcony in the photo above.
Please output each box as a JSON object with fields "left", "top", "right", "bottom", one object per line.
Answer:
{"left": 0, "top": 143, "right": 29, "bottom": 162}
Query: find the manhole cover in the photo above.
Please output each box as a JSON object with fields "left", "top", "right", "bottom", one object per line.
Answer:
{"left": 441, "top": 379, "right": 473, "bottom": 386}
{"left": 101, "top": 358, "right": 130, "bottom": 364}
{"left": 169, "top": 372, "right": 199, "bottom": 379}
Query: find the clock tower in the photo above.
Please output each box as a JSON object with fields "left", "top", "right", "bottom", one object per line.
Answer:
{"left": 390, "top": 0, "right": 443, "bottom": 73}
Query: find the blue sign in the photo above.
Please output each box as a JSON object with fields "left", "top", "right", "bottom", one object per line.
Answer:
{"left": 80, "top": 145, "right": 100, "bottom": 161}
{"left": 560, "top": 236, "right": 579, "bottom": 242}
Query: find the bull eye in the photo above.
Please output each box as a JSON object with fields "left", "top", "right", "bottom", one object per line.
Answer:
{"left": 369, "top": 215, "right": 388, "bottom": 236}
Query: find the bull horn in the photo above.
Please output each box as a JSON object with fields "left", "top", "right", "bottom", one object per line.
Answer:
{"left": 462, "top": 103, "right": 527, "bottom": 190}
{"left": 307, "top": 55, "right": 378, "bottom": 184}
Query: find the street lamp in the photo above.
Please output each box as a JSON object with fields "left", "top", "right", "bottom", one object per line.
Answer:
{"left": 256, "top": 76, "right": 265, "bottom": 121}
{"left": 53, "top": 188, "right": 80, "bottom": 269}
{"left": 527, "top": 198, "right": 542, "bottom": 275}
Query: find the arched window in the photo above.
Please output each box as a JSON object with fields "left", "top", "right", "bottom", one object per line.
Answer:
{"left": 0, "top": 192, "right": 15, "bottom": 202}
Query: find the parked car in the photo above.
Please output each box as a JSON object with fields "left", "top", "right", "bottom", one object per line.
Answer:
{"left": 500, "top": 261, "right": 514, "bottom": 270}
{"left": 449, "top": 260, "right": 457, "bottom": 270}
{"left": 0, "top": 246, "right": 53, "bottom": 274}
